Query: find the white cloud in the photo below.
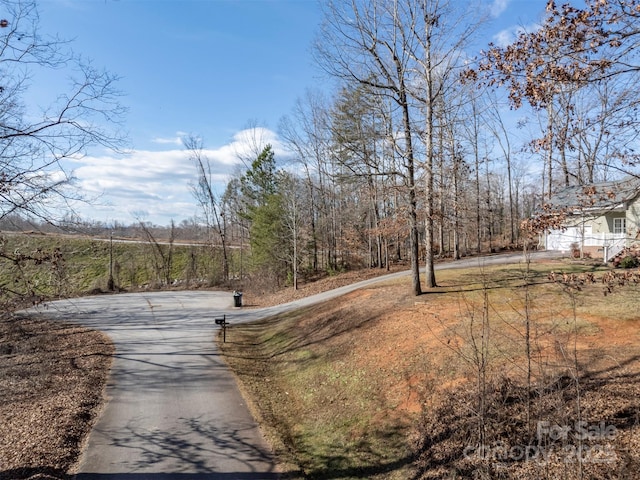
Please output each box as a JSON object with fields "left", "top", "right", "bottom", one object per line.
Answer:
{"left": 151, "top": 137, "right": 183, "bottom": 146}
{"left": 490, "top": 0, "right": 510, "bottom": 18}
{"left": 66, "top": 127, "right": 288, "bottom": 225}
{"left": 221, "top": 127, "right": 290, "bottom": 165}
{"left": 67, "top": 149, "right": 198, "bottom": 224}
{"left": 151, "top": 131, "right": 189, "bottom": 145}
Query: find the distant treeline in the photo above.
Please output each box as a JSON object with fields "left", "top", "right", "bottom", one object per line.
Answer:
{"left": 0, "top": 214, "right": 207, "bottom": 242}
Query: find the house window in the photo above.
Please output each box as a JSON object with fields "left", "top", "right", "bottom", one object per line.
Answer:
{"left": 614, "top": 218, "right": 626, "bottom": 235}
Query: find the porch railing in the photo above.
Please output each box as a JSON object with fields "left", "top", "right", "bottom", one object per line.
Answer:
{"left": 583, "top": 232, "right": 625, "bottom": 247}
{"left": 603, "top": 236, "right": 628, "bottom": 262}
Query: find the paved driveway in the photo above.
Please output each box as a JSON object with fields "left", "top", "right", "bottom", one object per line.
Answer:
{"left": 34, "top": 251, "right": 561, "bottom": 479}
{"left": 39, "top": 291, "right": 279, "bottom": 479}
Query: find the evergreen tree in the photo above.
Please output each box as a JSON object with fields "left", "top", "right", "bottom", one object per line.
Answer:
{"left": 240, "top": 145, "right": 289, "bottom": 283}
{"left": 241, "top": 144, "right": 278, "bottom": 207}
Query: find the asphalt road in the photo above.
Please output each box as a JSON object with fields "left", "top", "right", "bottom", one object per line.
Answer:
{"left": 33, "top": 250, "right": 561, "bottom": 479}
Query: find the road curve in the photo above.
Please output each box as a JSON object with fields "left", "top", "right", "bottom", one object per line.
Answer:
{"left": 32, "top": 250, "right": 561, "bottom": 479}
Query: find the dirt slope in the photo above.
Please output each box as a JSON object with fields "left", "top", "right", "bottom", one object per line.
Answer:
{"left": 221, "top": 260, "right": 640, "bottom": 479}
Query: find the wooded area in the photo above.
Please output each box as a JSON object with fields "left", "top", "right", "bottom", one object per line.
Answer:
{"left": 186, "top": 0, "right": 640, "bottom": 294}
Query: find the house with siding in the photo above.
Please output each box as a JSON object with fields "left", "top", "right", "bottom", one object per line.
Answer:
{"left": 542, "top": 177, "right": 640, "bottom": 261}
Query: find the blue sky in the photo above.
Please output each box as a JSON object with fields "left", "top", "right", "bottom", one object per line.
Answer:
{"left": 26, "top": 0, "right": 548, "bottom": 226}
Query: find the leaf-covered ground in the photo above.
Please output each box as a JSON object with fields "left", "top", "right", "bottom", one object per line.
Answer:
{"left": 0, "top": 316, "right": 113, "bottom": 480}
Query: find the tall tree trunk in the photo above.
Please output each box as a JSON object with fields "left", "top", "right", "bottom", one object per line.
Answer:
{"left": 424, "top": 14, "right": 437, "bottom": 288}
{"left": 453, "top": 156, "right": 461, "bottom": 260}
{"left": 400, "top": 88, "right": 423, "bottom": 296}
{"left": 546, "top": 103, "right": 554, "bottom": 200}
{"left": 438, "top": 123, "right": 445, "bottom": 257}
{"left": 476, "top": 152, "right": 482, "bottom": 254}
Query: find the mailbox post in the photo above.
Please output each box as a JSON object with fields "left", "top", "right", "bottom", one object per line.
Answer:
{"left": 215, "top": 315, "right": 228, "bottom": 342}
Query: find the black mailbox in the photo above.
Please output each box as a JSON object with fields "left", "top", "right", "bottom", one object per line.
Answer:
{"left": 215, "top": 315, "right": 228, "bottom": 342}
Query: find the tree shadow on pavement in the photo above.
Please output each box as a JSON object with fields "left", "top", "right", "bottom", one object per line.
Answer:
{"left": 0, "top": 471, "right": 282, "bottom": 480}
{"left": 74, "top": 473, "right": 282, "bottom": 479}
{"left": 76, "top": 414, "right": 287, "bottom": 477}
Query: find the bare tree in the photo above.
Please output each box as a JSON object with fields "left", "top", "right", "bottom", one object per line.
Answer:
{"left": 278, "top": 172, "right": 305, "bottom": 289}
{"left": 137, "top": 219, "right": 175, "bottom": 287}
{"left": 315, "top": 0, "right": 423, "bottom": 295}
{"left": 279, "top": 89, "right": 333, "bottom": 273}
{"left": 482, "top": 90, "right": 517, "bottom": 244}
{"left": 565, "top": 72, "right": 640, "bottom": 183}
{"left": 330, "top": 83, "right": 399, "bottom": 268}
{"left": 183, "top": 135, "right": 229, "bottom": 282}
{"left": 0, "top": 0, "right": 126, "bottom": 222}
{"left": 470, "top": 0, "right": 640, "bottom": 196}
{"left": 403, "top": 0, "right": 485, "bottom": 286}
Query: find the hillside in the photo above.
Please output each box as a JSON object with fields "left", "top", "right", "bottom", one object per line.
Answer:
{"left": 220, "top": 257, "right": 640, "bottom": 479}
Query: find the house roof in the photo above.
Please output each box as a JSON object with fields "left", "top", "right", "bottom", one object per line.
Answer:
{"left": 545, "top": 177, "right": 640, "bottom": 212}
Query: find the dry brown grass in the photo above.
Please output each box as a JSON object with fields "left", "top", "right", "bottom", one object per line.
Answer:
{"left": 242, "top": 264, "right": 408, "bottom": 308}
{"left": 221, "top": 261, "right": 640, "bottom": 479}
{"left": 0, "top": 316, "right": 113, "bottom": 480}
